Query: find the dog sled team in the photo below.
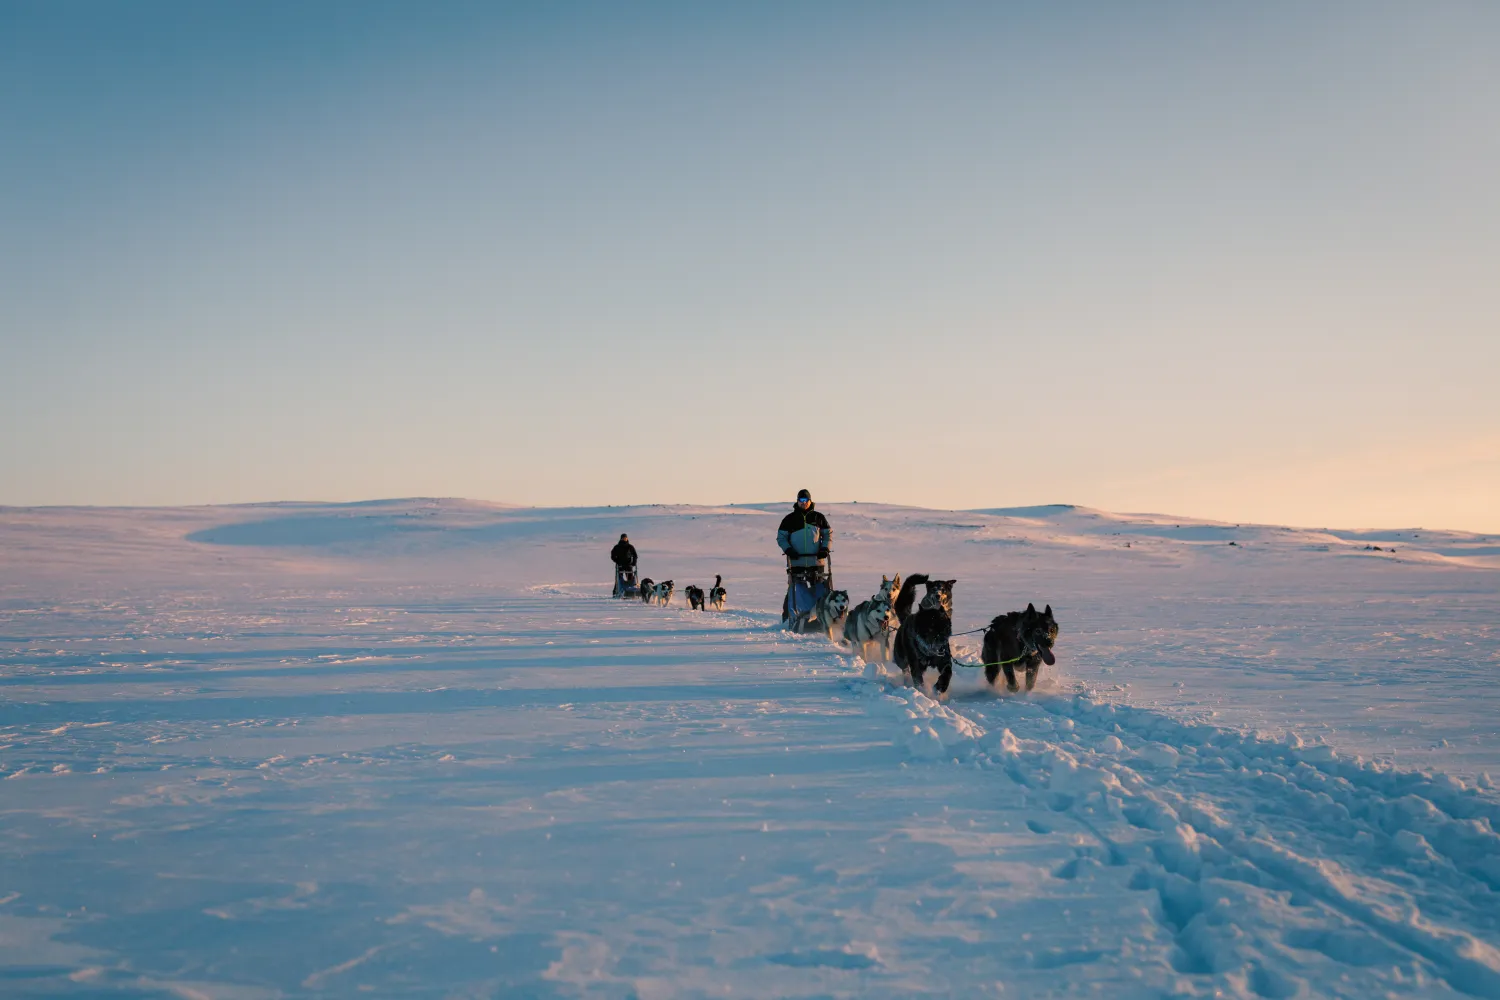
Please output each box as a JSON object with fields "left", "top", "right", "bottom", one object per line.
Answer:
{"left": 776, "top": 488, "right": 1059, "bottom": 694}
{"left": 612, "top": 534, "right": 726, "bottom": 610}
{"left": 611, "top": 488, "right": 1059, "bottom": 695}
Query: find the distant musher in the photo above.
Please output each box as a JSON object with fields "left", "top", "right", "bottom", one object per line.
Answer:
{"left": 778, "top": 489, "right": 831, "bottom": 627}
{"left": 611, "top": 533, "right": 639, "bottom": 598}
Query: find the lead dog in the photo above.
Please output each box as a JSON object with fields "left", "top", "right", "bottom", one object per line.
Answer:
{"left": 892, "top": 574, "right": 957, "bottom": 694}
{"left": 982, "top": 603, "right": 1058, "bottom": 692}
{"left": 843, "top": 574, "right": 901, "bottom": 662}
{"left": 708, "top": 575, "right": 727, "bottom": 611}
{"left": 685, "top": 584, "right": 706, "bottom": 611}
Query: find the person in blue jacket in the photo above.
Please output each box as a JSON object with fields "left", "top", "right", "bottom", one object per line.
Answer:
{"left": 778, "top": 489, "right": 832, "bottom": 626}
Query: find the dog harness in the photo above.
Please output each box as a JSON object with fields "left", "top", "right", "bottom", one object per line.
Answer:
{"left": 973, "top": 653, "right": 1027, "bottom": 669}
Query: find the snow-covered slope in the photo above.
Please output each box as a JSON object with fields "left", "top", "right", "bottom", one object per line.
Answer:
{"left": 1, "top": 500, "right": 1497, "bottom": 997}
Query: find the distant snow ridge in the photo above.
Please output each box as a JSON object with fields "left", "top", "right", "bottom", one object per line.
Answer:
{"left": 844, "top": 663, "right": 1500, "bottom": 998}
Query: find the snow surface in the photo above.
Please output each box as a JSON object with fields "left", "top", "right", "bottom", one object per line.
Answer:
{"left": 1, "top": 499, "right": 1498, "bottom": 997}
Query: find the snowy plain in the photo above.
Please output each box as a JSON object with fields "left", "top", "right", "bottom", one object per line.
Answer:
{"left": 1, "top": 498, "right": 1498, "bottom": 998}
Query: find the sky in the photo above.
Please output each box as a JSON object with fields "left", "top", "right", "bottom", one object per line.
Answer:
{"left": 2, "top": 1, "right": 1497, "bottom": 531}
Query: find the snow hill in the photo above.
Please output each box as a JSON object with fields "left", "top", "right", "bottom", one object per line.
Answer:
{"left": 1, "top": 500, "right": 1497, "bottom": 997}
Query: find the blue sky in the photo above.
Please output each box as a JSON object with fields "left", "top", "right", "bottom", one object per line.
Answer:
{"left": 3, "top": 2, "right": 1497, "bottom": 529}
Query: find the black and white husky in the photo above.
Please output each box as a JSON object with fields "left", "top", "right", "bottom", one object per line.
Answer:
{"left": 649, "top": 579, "right": 675, "bottom": 606}
{"left": 805, "top": 588, "right": 849, "bottom": 638}
{"left": 708, "top": 575, "right": 727, "bottom": 611}
{"left": 685, "top": 584, "right": 706, "bottom": 611}
{"left": 638, "top": 578, "right": 655, "bottom": 604}
{"left": 892, "top": 574, "right": 956, "bottom": 694}
{"left": 982, "top": 603, "right": 1059, "bottom": 692}
{"left": 842, "top": 574, "right": 901, "bottom": 662}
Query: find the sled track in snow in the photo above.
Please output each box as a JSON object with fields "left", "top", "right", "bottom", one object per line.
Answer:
{"left": 907, "top": 690, "right": 1500, "bottom": 998}
{"left": 608, "top": 586, "right": 1500, "bottom": 998}
{"left": 4, "top": 578, "right": 1498, "bottom": 999}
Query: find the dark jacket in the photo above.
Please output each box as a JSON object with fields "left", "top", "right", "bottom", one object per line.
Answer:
{"left": 777, "top": 503, "right": 831, "bottom": 569}
{"left": 610, "top": 540, "right": 638, "bottom": 568}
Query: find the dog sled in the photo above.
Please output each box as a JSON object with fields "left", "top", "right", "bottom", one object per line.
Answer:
{"left": 613, "top": 566, "right": 640, "bottom": 599}
{"left": 781, "top": 555, "right": 833, "bottom": 633}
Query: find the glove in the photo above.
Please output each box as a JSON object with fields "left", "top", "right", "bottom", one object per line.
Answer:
{"left": 817, "top": 549, "right": 830, "bottom": 559}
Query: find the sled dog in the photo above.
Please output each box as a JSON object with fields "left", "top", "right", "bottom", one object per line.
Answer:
{"left": 982, "top": 603, "right": 1058, "bottom": 692}
{"left": 638, "top": 578, "right": 655, "bottom": 604}
{"left": 806, "top": 588, "right": 850, "bottom": 638}
{"left": 685, "top": 585, "right": 706, "bottom": 611}
{"left": 892, "top": 574, "right": 957, "bottom": 694}
{"left": 708, "top": 575, "right": 727, "bottom": 611}
{"left": 649, "top": 579, "right": 675, "bottom": 606}
{"left": 842, "top": 574, "right": 901, "bottom": 662}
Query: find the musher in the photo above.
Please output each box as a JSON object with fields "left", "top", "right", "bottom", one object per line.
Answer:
{"left": 778, "top": 489, "right": 832, "bottom": 628}
{"left": 610, "top": 533, "right": 638, "bottom": 598}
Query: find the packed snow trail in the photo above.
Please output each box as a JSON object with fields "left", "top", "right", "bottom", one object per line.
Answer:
{"left": 1, "top": 583, "right": 1497, "bottom": 997}
{"left": 0, "top": 588, "right": 1162, "bottom": 997}
{"left": 858, "top": 673, "right": 1500, "bottom": 998}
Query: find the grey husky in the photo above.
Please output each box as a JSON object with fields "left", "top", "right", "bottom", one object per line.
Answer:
{"left": 842, "top": 574, "right": 901, "bottom": 662}
{"left": 805, "top": 588, "right": 850, "bottom": 639}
